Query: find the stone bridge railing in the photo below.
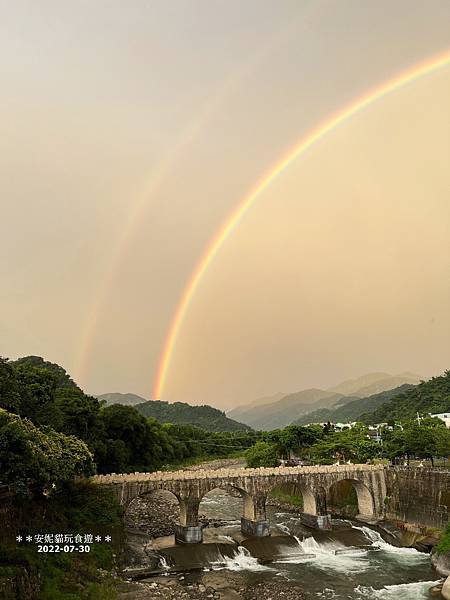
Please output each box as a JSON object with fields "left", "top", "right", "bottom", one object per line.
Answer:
{"left": 91, "top": 464, "right": 387, "bottom": 543}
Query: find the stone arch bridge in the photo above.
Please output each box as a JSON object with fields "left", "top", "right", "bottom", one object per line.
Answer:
{"left": 91, "top": 464, "right": 387, "bottom": 543}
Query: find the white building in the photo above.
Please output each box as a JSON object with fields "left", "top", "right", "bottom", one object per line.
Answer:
{"left": 430, "top": 413, "right": 450, "bottom": 428}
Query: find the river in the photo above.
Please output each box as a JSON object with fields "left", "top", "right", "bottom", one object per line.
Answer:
{"left": 178, "top": 489, "right": 441, "bottom": 599}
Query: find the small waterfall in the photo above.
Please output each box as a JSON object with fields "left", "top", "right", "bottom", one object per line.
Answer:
{"left": 277, "top": 523, "right": 291, "bottom": 534}
{"left": 218, "top": 534, "right": 236, "bottom": 543}
{"left": 354, "top": 526, "right": 428, "bottom": 558}
{"left": 158, "top": 556, "right": 170, "bottom": 571}
{"left": 355, "top": 580, "right": 442, "bottom": 599}
{"left": 212, "top": 546, "right": 271, "bottom": 572}
{"left": 278, "top": 534, "right": 372, "bottom": 572}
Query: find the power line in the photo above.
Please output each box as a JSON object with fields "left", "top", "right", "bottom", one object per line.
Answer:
{"left": 179, "top": 440, "right": 254, "bottom": 448}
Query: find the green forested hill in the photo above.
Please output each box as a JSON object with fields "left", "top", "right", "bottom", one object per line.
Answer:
{"left": 360, "top": 371, "right": 450, "bottom": 423}
{"left": 292, "top": 384, "right": 415, "bottom": 425}
{"left": 135, "top": 399, "right": 252, "bottom": 431}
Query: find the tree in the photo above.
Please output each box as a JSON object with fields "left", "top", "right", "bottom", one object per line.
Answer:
{"left": 0, "top": 409, "right": 94, "bottom": 494}
{"left": 265, "top": 425, "right": 324, "bottom": 459}
{"left": 309, "top": 424, "right": 381, "bottom": 464}
{"left": 245, "top": 441, "right": 279, "bottom": 468}
{"left": 383, "top": 418, "right": 450, "bottom": 465}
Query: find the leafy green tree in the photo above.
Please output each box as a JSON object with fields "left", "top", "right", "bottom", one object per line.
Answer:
{"left": 309, "top": 424, "right": 381, "bottom": 464}
{"left": 266, "top": 424, "right": 324, "bottom": 458}
{"left": 383, "top": 418, "right": 450, "bottom": 465}
{"left": 245, "top": 441, "right": 279, "bottom": 467}
{"left": 0, "top": 409, "right": 94, "bottom": 494}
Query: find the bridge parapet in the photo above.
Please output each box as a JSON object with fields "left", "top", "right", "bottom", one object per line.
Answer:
{"left": 91, "top": 463, "right": 383, "bottom": 485}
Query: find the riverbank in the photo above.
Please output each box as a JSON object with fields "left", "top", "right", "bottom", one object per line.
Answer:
{"left": 117, "top": 572, "right": 305, "bottom": 599}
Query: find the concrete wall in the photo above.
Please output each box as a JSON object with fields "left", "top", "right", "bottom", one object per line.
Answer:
{"left": 385, "top": 467, "right": 450, "bottom": 529}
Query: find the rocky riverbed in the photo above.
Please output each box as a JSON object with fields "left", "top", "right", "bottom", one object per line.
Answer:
{"left": 117, "top": 573, "right": 305, "bottom": 599}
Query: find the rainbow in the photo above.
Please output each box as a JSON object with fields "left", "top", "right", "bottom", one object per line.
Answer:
{"left": 153, "top": 49, "right": 450, "bottom": 400}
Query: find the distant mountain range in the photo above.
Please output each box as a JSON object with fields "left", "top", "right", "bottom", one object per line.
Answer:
{"left": 292, "top": 384, "right": 415, "bottom": 426}
{"left": 97, "top": 393, "right": 251, "bottom": 432}
{"left": 98, "top": 392, "right": 147, "bottom": 407}
{"left": 229, "top": 388, "right": 352, "bottom": 431}
{"left": 227, "top": 372, "right": 421, "bottom": 430}
{"left": 327, "top": 371, "right": 421, "bottom": 398}
{"left": 228, "top": 392, "right": 287, "bottom": 421}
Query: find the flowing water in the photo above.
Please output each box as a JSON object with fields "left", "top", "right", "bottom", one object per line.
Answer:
{"left": 187, "top": 490, "right": 441, "bottom": 599}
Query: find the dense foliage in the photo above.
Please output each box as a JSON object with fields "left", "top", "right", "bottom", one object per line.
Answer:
{"left": 381, "top": 418, "right": 450, "bottom": 466}
{"left": 306, "top": 424, "right": 381, "bottom": 464}
{"left": 0, "top": 409, "right": 94, "bottom": 494}
{"left": 134, "top": 399, "right": 251, "bottom": 432}
{"left": 245, "top": 441, "right": 279, "bottom": 467}
{"left": 243, "top": 419, "right": 450, "bottom": 467}
{"left": 264, "top": 424, "right": 326, "bottom": 459}
{"left": 360, "top": 371, "right": 450, "bottom": 424}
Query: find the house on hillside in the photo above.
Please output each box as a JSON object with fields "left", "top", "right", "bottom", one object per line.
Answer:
{"left": 430, "top": 413, "right": 450, "bottom": 428}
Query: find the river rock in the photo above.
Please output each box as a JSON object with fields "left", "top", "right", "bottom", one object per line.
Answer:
{"left": 431, "top": 549, "right": 450, "bottom": 576}
{"left": 241, "top": 581, "right": 305, "bottom": 599}
{"left": 442, "top": 575, "right": 450, "bottom": 600}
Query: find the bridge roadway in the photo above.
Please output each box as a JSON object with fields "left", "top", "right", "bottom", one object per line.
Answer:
{"left": 91, "top": 464, "right": 387, "bottom": 543}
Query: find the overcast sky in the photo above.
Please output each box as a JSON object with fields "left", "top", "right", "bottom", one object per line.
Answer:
{"left": 1, "top": 1, "right": 449, "bottom": 409}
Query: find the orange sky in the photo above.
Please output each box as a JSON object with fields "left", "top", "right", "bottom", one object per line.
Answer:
{"left": 0, "top": 1, "right": 449, "bottom": 408}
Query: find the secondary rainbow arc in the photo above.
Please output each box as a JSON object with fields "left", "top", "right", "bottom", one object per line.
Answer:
{"left": 153, "top": 49, "right": 450, "bottom": 400}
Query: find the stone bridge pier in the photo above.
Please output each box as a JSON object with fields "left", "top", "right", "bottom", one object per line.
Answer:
{"left": 91, "top": 464, "right": 387, "bottom": 543}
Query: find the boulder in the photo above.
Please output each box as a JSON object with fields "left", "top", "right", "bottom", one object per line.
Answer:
{"left": 431, "top": 549, "right": 450, "bottom": 576}
{"left": 442, "top": 575, "right": 450, "bottom": 600}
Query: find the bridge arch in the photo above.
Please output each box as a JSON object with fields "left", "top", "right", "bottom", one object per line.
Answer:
{"left": 327, "top": 478, "right": 375, "bottom": 518}
{"left": 122, "top": 485, "right": 180, "bottom": 510}
{"left": 198, "top": 484, "right": 245, "bottom": 522}
{"left": 123, "top": 487, "right": 183, "bottom": 537}
{"left": 267, "top": 481, "right": 318, "bottom": 516}
{"left": 199, "top": 484, "right": 266, "bottom": 523}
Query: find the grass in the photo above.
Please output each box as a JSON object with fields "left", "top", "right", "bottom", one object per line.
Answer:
{"left": 436, "top": 523, "right": 450, "bottom": 555}
{"left": 268, "top": 487, "right": 304, "bottom": 508}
